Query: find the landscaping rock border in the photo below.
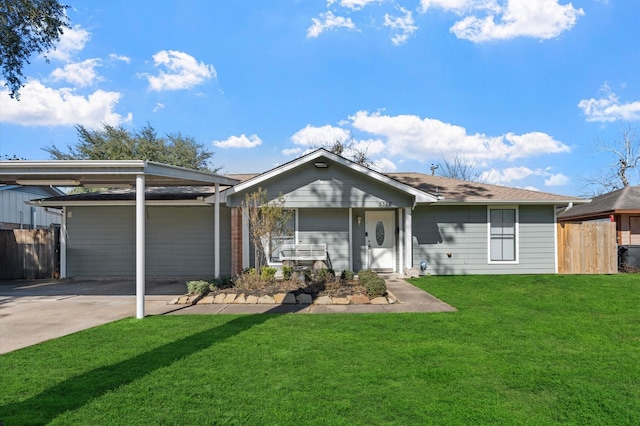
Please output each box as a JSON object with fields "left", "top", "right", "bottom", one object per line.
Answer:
{"left": 170, "top": 291, "right": 397, "bottom": 306}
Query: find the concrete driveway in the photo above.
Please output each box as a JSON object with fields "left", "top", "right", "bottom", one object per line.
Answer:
{"left": 0, "top": 279, "right": 183, "bottom": 354}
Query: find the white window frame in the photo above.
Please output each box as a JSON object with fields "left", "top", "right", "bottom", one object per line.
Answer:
{"left": 487, "top": 206, "right": 519, "bottom": 264}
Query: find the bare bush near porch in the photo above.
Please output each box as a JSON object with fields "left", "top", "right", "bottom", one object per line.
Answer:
{"left": 242, "top": 188, "right": 293, "bottom": 271}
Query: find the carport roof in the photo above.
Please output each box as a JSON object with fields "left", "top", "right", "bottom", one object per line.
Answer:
{"left": 0, "top": 160, "right": 239, "bottom": 187}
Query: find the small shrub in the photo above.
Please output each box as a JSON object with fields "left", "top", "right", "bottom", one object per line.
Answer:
{"left": 260, "top": 267, "right": 278, "bottom": 283}
{"left": 186, "top": 280, "right": 211, "bottom": 295}
{"left": 210, "top": 275, "right": 233, "bottom": 290}
{"left": 357, "top": 270, "right": 387, "bottom": 298}
{"left": 364, "top": 276, "right": 387, "bottom": 298}
{"left": 357, "top": 269, "right": 376, "bottom": 284}
{"left": 282, "top": 266, "right": 294, "bottom": 280}
{"left": 341, "top": 269, "right": 355, "bottom": 281}
{"left": 235, "top": 270, "right": 261, "bottom": 290}
{"left": 316, "top": 268, "right": 329, "bottom": 281}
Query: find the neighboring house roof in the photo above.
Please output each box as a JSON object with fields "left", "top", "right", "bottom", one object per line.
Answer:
{"left": 558, "top": 186, "right": 640, "bottom": 221}
{"left": 0, "top": 184, "right": 64, "bottom": 197}
{"left": 387, "top": 173, "right": 585, "bottom": 204}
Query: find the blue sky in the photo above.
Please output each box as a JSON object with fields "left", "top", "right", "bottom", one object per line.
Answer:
{"left": 1, "top": 0, "right": 639, "bottom": 196}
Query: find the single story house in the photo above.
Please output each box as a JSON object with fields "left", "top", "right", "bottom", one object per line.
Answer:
{"left": 558, "top": 185, "right": 640, "bottom": 270}
{"left": 24, "top": 149, "right": 587, "bottom": 278}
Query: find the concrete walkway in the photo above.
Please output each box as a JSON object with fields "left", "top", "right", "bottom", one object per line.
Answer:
{"left": 0, "top": 276, "right": 455, "bottom": 354}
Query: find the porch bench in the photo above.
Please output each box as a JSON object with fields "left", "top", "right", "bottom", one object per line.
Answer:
{"left": 279, "top": 243, "right": 327, "bottom": 262}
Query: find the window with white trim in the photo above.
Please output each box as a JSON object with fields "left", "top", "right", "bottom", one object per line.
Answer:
{"left": 488, "top": 207, "right": 518, "bottom": 262}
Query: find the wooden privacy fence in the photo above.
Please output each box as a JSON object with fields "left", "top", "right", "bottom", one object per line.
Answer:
{"left": 0, "top": 228, "right": 59, "bottom": 279}
{"left": 557, "top": 222, "right": 617, "bottom": 274}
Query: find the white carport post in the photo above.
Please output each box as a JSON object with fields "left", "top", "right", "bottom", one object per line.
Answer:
{"left": 404, "top": 207, "right": 413, "bottom": 269}
{"left": 214, "top": 183, "right": 220, "bottom": 278}
{"left": 136, "top": 174, "right": 146, "bottom": 319}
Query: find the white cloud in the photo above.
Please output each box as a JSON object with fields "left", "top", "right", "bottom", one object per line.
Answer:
{"left": 419, "top": 0, "right": 500, "bottom": 14}
{"left": 481, "top": 166, "right": 538, "bottom": 185}
{"left": 0, "top": 80, "right": 130, "bottom": 127}
{"left": 50, "top": 58, "right": 102, "bottom": 87}
{"left": 213, "top": 134, "right": 262, "bottom": 149}
{"left": 372, "top": 157, "right": 397, "bottom": 171}
{"left": 291, "top": 124, "right": 352, "bottom": 146}
{"left": 328, "top": 0, "right": 383, "bottom": 10}
{"left": 109, "top": 53, "right": 131, "bottom": 64}
{"left": 282, "top": 147, "right": 303, "bottom": 156}
{"left": 544, "top": 173, "right": 570, "bottom": 186}
{"left": 420, "top": 0, "right": 583, "bottom": 42}
{"left": 384, "top": 7, "right": 418, "bottom": 45}
{"left": 47, "top": 25, "right": 91, "bottom": 61}
{"left": 349, "top": 110, "right": 570, "bottom": 161}
{"left": 350, "top": 138, "right": 386, "bottom": 155}
{"left": 143, "top": 50, "right": 216, "bottom": 91}
{"left": 578, "top": 85, "right": 640, "bottom": 122}
{"left": 307, "top": 11, "right": 357, "bottom": 38}
{"left": 152, "top": 103, "right": 165, "bottom": 112}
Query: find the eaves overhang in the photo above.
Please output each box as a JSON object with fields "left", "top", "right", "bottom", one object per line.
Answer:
{"left": 431, "top": 198, "right": 591, "bottom": 206}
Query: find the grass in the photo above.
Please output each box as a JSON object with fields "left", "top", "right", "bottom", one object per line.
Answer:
{"left": 1, "top": 274, "right": 639, "bottom": 425}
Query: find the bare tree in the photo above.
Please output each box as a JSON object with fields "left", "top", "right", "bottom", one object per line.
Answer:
{"left": 437, "top": 154, "right": 484, "bottom": 182}
{"left": 581, "top": 123, "right": 639, "bottom": 195}
{"left": 311, "top": 136, "right": 375, "bottom": 169}
{"left": 243, "top": 188, "right": 293, "bottom": 271}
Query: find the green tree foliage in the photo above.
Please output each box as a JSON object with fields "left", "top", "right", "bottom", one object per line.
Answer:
{"left": 243, "top": 188, "right": 293, "bottom": 270}
{"left": 0, "top": 0, "right": 69, "bottom": 98}
{"left": 43, "top": 123, "right": 218, "bottom": 172}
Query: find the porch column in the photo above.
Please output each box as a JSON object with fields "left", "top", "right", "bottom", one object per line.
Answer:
{"left": 348, "top": 208, "right": 354, "bottom": 272}
{"left": 404, "top": 207, "right": 413, "bottom": 269}
{"left": 214, "top": 183, "right": 220, "bottom": 278}
{"left": 398, "top": 208, "right": 404, "bottom": 273}
{"left": 60, "top": 207, "right": 67, "bottom": 278}
{"left": 136, "top": 174, "right": 145, "bottom": 319}
{"left": 242, "top": 207, "right": 250, "bottom": 268}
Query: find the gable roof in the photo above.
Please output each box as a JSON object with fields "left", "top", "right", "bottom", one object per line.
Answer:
{"left": 388, "top": 173, "right": 586, "bottom": 205}
{"left": 558, "top": 186, "right": 640, "bottom": 220}
{"left": 218, "top": 149, "right": 438, "bottom": 204}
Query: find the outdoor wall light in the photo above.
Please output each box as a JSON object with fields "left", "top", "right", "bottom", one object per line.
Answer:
{"left": 357, "top": 216, "right": 362, "bottom": 225}
{"left": 314, "top": 162, "right": 328, "bottom": 168}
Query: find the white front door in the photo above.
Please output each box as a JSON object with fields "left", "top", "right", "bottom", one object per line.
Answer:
{"left": 365, "top": 211, "right": 395, "bottom": 271}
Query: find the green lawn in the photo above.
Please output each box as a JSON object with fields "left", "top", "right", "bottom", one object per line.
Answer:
{"left": 1, "top": 274, "right": 639, "bottom": 425}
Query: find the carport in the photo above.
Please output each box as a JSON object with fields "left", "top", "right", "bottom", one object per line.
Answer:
{"left": 0, "top": 160, "right": 238, "bottom": 318}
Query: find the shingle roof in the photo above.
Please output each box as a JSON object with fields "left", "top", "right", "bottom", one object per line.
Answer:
{"left": 387, "top": 173, "right": 584, "bottom": 203}
{"left": 558, "top": 185, "right": 640, "bottom": 220}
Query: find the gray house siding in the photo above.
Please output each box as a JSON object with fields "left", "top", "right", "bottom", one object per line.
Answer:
{"left": 298, "top": 208, "right": 350, "bottom": 272}
{"left": 1, "top": 186, "right": 62, "bottom": 229}
{"left": 226, "top": 162, "right": 414, "bottom": 209}
{"left": 66, "top": 205, "right": 231, "bottom": 278}
{"left": 412, "top": 204, "right": 556, "bottom": 275}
